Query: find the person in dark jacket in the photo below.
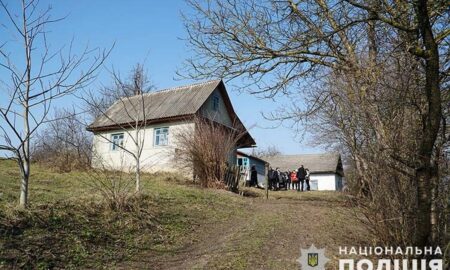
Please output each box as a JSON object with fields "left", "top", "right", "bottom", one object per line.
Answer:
{"left": 296, "top": 165, "right": 306, "bottom": 191}
{"left": 268, "top": 167, "right": 276, "bottom": 190}
{"left": 250, "top": 165, "right": 258, "bottom": 187}
{"left": 285, "top": 171, "right": 291, "bottom": 190}
{"left": 273, "top": 167, "right": 281, "bottom": 190}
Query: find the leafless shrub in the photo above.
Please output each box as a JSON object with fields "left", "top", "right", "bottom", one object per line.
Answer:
{"left": 32, "top": 110, "right": 92, "bottom": 172}
{"left": 85, "top": 155, "right": 136, "bottom": 211}
{"left": 309, "top": 56, "right": 449, "bottom": 248}
{"left": 174, "top": 116, "right": 248, "bottom": 188}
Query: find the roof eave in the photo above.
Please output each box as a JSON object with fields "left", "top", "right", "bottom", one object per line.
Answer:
{"left": 86, "top": 114, "right": 194, "bottom": 133}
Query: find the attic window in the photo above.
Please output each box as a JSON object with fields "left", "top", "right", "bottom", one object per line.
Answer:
{"left": 212, "top": 95, "right": 219, "bottom": 111}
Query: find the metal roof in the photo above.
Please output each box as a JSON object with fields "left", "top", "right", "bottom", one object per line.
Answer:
{"left": 236, "top": 150, "right": 269, "bottom": 164}
{"left": 88, "top": 80, "right": 222, "bottom": 129}
{"left": 264, "top": 152, "right": 343, "bottom": 175}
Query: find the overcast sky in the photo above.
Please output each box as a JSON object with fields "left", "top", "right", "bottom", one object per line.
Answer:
{"left": 1, "top": 0, "right": 327, "bottom": 155}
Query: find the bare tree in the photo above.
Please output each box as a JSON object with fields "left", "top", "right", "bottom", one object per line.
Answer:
{"left": 88, "top": 63, "right": 154, "bottom": 119}
{"left": 0, "top": 0, "right": 110, "bottom": 207}
{"left": 32, "top": 109, "right": 92, "bottom": 172}
{"left": 182, "top": 0, "right": 449, "bottom": 248}
{"left": 251, "top": 145, "right": 281, "bottom": 159}
{"left": 84, "top": 64, "right": 155, "bottom": 193}
{"left": 174, "top": 116, "right": 248, "bottom": 188}
{"left": 86, "top": 155, "right": 137, "bottom": 211}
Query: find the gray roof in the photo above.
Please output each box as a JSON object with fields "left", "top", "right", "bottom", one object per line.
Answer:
{"left": 236, "top": 150, "right": 268, "bottom": 164}
{"left": 88, "top": 80, "right": 222, "bottom": 130}
{"left": 264, "top": 152, "right": 343, "bottom": 175}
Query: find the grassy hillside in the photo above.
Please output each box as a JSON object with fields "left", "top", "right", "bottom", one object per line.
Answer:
{"left": 0, "top": 160, "right": 369, "bottom": 269}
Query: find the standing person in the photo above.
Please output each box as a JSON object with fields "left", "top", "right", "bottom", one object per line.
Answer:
{"left": 274, "top": 167, "right": 282, "bottom": 190}
{"left": 290, "top": 170, "right": 298, "bottom": 190}
{"left": 305, "top": 168, "right": 311, "bottom": 191}
{"left": 250, "top": 165, "right": 258, "bottom": 187}
{"left": 297, "top": 165, "right": 306, "bottom": 191}
{"left": 279, "top": 170, "right": 287, "bottom": 190}
{"left": 285, "top": 171, "right": 291, "bottom": 190}
{"left": 268, "top": 167, "right": 275, "bottom": 190}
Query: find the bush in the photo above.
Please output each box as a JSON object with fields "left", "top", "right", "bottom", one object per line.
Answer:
{"left": 174, "top": 116, "right": 247, "bottom": 188}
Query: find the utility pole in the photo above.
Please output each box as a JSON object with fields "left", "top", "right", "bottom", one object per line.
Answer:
{"left": 265, "top": 163, "right": 269, "bottom": 199}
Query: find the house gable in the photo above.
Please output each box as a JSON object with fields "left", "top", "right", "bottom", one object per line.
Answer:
{"left": 199, "top": 87, "right": 233, "bottom": 127}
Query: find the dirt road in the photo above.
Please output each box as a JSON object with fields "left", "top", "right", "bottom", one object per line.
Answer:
{"left": 121, "top": 190, "right": 369, "bottom": 270}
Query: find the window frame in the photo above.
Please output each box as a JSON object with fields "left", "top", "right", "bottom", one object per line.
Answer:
{"left": 212, "top": 95, "right": 220, "bottom": 111}
{"left": 154, "top": 127, "right": 169, "bottom": 146}
{"left": 110, "top": 133, "right": 124, "bottom": 151}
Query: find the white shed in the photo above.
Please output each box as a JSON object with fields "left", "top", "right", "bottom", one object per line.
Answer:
{"left": 264, "top": 153, "right": 344, "bottom": 191}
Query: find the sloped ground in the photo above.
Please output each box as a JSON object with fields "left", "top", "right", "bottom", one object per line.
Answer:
{"left": 121, "top": 190, "right": 370, "bottom": 270}
{"left": 0, "top": 160, "right": 369, "bottom": 269}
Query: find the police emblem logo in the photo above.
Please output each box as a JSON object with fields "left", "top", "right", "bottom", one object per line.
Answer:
{"left": 307, "top": 253, "right": 318, "bottom": 267}
{"left": 297, "top": 244, "right": 329, "bottom": 270}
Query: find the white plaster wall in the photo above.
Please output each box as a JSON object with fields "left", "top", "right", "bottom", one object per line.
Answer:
{"left": 309, "top": 174, "right": 338, "bottom": 191}
{"left": 91, "top": 121, "right": 195, "bottom": 173}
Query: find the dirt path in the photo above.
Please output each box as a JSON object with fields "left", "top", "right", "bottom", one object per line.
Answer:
{"left": 120, "top": 191, "right": 369, "bottom": 270}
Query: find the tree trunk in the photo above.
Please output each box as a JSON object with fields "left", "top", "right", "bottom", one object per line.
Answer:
{"left": 414, "top": 0, "right": 442, "bottom": 248}
{"left": 19, "top": 160, "right": 29, "bottom": 207}
{"left": 135, "top": 126, "right": 140, "bottom": 192}
{"left": 416, "top": 165, "right": 432, "bottom": 247}
{"left": 136, "top": 157, "right": 141, "bottom": 192}
{"left": 20, "top": 113, "right": 30, "bottom": 207}
{"left": 20, "top": 6, "right": 32, "bottom": 208}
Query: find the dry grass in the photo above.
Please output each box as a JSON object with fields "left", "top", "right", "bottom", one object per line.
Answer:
{"left": 0, "top": 159, "right": 370, "bottom": 269}
{"left": 0, "top": 160, "right": 246, "bottom": 269}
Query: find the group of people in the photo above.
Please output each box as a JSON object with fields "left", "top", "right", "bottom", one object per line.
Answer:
{"left": 268, "top": 165, "right": 311, "bottom": 191}
{"left": 248, "top": 164, "right": 311, "bottom": 191}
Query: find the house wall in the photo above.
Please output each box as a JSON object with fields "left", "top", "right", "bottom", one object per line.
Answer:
{"left": 91, "top": 121, "right": 195, "bottom": 174}
{"left": 236, "top": 154, "right": 266, "bottom": 186}
{"left": 199, "top": 88, "right": 233, "bottom": 127}
{"left": 250, "top": 158, "right": 266, "bottom": 186}
{"left": 308, "top": 173, "right": 341, "bottom": 191}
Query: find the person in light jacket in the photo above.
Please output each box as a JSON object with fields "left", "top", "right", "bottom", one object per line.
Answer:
{"left": 305, "top": 168, "right": 311, "bottom": 191}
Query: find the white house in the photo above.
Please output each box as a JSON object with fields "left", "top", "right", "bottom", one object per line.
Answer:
{"left": 264, "top": 153, "right": 344, "bottom": 191}
{"left": 86, "top": 80, "right": 255, "bottom": 174}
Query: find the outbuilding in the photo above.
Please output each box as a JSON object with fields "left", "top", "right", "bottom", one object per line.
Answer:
{"left": 264, "top": 152, "right": 344, "bottom": 191}
{"left": 236, "top": 151, "right": 268, "bottom": 187}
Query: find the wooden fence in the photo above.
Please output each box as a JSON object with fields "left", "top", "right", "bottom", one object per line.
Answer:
{"left": 223, "top": 165, "right": 246, "bottom": 194}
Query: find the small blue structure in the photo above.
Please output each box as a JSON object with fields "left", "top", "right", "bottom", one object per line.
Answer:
{"left": 236, "top": 151, "right": 267, "bottom": 187}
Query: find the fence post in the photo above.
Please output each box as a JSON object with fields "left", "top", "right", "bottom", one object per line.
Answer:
{"left": 265, "top": 163, "right": 269, "bottom": 199}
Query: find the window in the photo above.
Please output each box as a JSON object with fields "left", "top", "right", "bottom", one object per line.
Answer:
{"left": 212, "top": 95, "right": 219, "bottom": 111}
{"left": 154, "top": 127, "right": 169, "bottom": 146}
{"left": 237, "top": 158, "right": 243, "bottom": 166}
{"left": 111, "top": 133, "right": 124, "bottom": 151}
